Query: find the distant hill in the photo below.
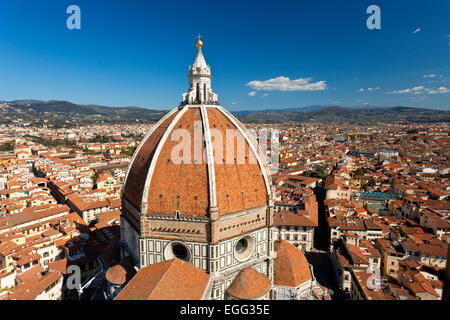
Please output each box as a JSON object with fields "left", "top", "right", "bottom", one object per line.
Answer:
{"left": 1, "top": 100, "right": 448, "bottom": 126}
{"left": 1, "top": 100, "right": 168, "bottom": 125}
{"left": 233, "top": 105, "right": 398, "bottom": 115}
{"left": 235, "top": 106, "right": 450, "bottom": 124}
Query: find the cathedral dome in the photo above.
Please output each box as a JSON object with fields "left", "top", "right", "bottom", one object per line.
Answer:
{"left": 122, "top": 105, "right": 271, "bottom": 217}
{"left": 119, "top": 39, "right": 277, "bottom": 301}
{"left": 225, "top": 267, "right": 272, "bottom": 300}
{"left": 122, "top": 39, "right": 271, "bottom": 219}
{"left": 105, "top": 264, "right": 127, "bottom": 285}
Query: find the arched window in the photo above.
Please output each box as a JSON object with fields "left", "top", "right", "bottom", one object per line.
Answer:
{"left": 203, "top": 83, "right": 207, "bottom": 103}
{"left": 196, "top": 83, "right": 200, "bottom": 103}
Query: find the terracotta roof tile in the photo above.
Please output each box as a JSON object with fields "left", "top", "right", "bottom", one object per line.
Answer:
{"left": 123, "top": 107, "right": 269, "bottom": 217}
{"left": 274, "top": 240, "right": 311, "bottom": 287}
{"left": 115, "top": 258, "right": 209, "bottom": 300}
{"left": 226, "top": 267, "right": 271, "bottom": 299}
{"left": 106, "top": 264, "right": 127, "bottom": 285}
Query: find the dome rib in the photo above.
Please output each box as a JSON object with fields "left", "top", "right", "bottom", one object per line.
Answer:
{"left": 145, "top": 107, "right": 210, "bottom": 216}
{"left": 216, "top": 106, "right": 272, "bottom": 198}
{"left": 199, "top": 105, "right": 217, "bottom": 209}
{"left": 123, "top": 107, "right": 179, "bottom": 192}
{"left": 141, "top": 107, "right": 188, "bottom": 213}
{"left": 206, "top": 107, "right": 267, "bottom": 214}
{"left": 122, "top": 108, "right": 180, "bottom": 209}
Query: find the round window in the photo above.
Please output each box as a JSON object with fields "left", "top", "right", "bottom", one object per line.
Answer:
{"left": 234, "top": 236, "right": 255, "bottom": 262}
{"left": 172, "top": 243, "right": 188, "bottom": 260}
{"left": 235, "top": 238, "right": 248, "bottom": 253}
{"left": 164, "top": 242, "right": 191, "bottom": 262}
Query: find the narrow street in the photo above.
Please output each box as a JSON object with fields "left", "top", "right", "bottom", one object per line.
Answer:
{"left": 305, "top": 182, "right": 346, "bottom": 300}
{"left": 305, "top": 252, "right": 346, "bottom": 300}
{"left": 313, "top": 184, "right": 330, "bottom": 251}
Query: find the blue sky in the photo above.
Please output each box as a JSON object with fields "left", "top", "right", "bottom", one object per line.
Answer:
{"left": 0, "top": 0, "right": 449, "bottom": 111}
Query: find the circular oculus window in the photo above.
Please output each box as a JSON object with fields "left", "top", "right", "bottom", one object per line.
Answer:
{"left": 234, "top": 236, "right": 255, "bottom": 262}
{"left": 164, "top": 242, "right": 191, "bottom": 262}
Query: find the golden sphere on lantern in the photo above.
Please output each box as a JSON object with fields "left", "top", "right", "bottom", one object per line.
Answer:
{"left": 196, "top": 34, "right": 203, "bottom": 50}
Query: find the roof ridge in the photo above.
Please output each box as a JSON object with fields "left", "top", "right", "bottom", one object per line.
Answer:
{"left": 278, "top": 241, "right": 302, "bottom": 284}
{"left": 147, "top": 258, "right": 177, "bottom": 299}
{"left": 284, "top": 243, "right": 299, "bottom": 281}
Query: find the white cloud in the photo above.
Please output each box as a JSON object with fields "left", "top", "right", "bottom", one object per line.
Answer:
{"left": 386, "top": 86, "right": 425, "bottom": 94}
{"left": 246, "top": 76, "right": 326, "bottom": 92}
{"left": 231, "top": 102, "right": 236, "bottom": 104}
{"left": 248, "top": 91, "right": 257, "bottom": 96}
{"left": 423, "top": 74, "right": 436, "bottom": 78}
{"left": 427, "top": 87, "right": 450, "bottom": 94}
{"left": 262, "top": 93, "right": 269, "bottom": 98}
{"left": 386, "top": 85, "right": 450, "bottom": 95}
{"left": 358, "top": 87, "right": 380, "bottom": 92}
{"left": 413, "top": 28, "right": 421, "bottom": 34}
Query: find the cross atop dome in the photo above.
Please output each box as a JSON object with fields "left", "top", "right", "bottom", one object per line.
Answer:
{"left": 181, "top": 35, "right": 219, "bottom": 106}
{"left": 196, "top": 34, "right": 203, "bottom": 50}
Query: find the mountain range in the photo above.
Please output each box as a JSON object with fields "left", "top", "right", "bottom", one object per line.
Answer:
{"left": 1, "top": 100, "right": 449, "bottom": 125}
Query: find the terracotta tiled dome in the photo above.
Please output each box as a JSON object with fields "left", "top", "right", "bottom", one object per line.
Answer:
{"left": 122, "top": 105, "right": 271, "bottom": 217}
{"left": 226, "top": 267, "right": 272, "bottom": 300}
{"left": 274, "top": 240, "right": 312, "bottom": 287}
{"left": 106, "top": 264, "right": 127, "bottom": 285}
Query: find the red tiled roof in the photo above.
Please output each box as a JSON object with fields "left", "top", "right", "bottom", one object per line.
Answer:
{"left": 106, "top": 264, "right": 127, "bottom": 285}
{"left": 273, "top": 210, "right": 317, "bottom": 227}
{"left": 226, "top": 267, "right": 271, "bottom": 299}
{"left": 274, "top": 240, "right": 311, "bottom": 287}
{"left": 47, "top": 258, "right": 68, "bottom": 275}
{"left": 115, "top": 258, "right": 209, "bottom": 300}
